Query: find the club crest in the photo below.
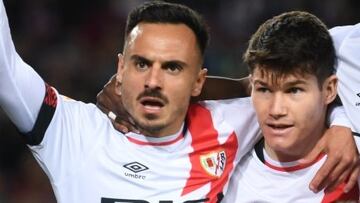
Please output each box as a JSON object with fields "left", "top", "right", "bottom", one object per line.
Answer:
{"left": 200, "top": 150, "right": 226, "bottom": 177}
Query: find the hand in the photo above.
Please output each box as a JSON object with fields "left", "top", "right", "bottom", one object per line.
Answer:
{"left": 300, "top": 126, "right": 359, "bottom": 193}
{"left": 96, "top": 74, "right": 139, "bottom": 134}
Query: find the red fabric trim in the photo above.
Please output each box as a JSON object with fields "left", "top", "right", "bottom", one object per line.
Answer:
{"left": 265, "top": 153, "right": 325, "bottom": 172}
{"left": 44, "top": 84, "right": 57, "bottom": 108}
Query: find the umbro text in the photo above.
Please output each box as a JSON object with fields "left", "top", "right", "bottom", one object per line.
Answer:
{"left": 125, "top": 172, "right": 146, "bottom": 180}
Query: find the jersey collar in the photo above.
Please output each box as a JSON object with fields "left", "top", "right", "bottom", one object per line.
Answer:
{"left": 255, "top": 138, "right": 325, "bottom": 172}
{"left": 125, "top": 123, "right": 186, "bottom": 146}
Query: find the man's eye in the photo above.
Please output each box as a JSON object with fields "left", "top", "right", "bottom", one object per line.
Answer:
{"left": 256, "top": 87, "right": 270, "bottom": 93}
{"left": 287, "top": 87, "right": 303, "bottom": 94}
{"left": 165, "top": 64, "right": 182, "bottom": 73}
{"left": 135, "top": 61, "right": 148, "bottom": 69}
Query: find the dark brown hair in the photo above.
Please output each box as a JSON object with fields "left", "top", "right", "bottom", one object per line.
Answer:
{"left": 244, "top": 11, "right": 335, "bottom": 85}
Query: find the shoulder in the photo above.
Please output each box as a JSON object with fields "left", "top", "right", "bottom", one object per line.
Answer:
{"left": 330, "top": 23, "right": 360, "bottom": 51}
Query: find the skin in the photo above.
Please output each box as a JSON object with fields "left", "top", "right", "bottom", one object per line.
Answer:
{"left": 251, "top": 66, "right": 338, "bottom": 162}
{"left": 115, "top": 23, "right": 207, "bottom": 137}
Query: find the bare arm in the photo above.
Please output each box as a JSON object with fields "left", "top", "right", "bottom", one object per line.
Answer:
{"left": 193, "top": 75, "right": 251, "bottom": 101}
{"left": 97, "top": 74, "right": 251, "bottom": 116}
{"left": 96, "top": 74, "right": 251, "bottom": 132}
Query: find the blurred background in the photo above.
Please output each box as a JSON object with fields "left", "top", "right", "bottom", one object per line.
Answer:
{"left": 0, "top": 0, "right": 359, "bottom": 202}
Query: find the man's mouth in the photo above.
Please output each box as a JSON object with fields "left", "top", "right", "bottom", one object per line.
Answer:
{"left": 267, "top": 123, "right": 293, "bottom": 129}
{"left": 140, "top": 97, "right": 165, "bottom": 110}
{"left": 265, "top": 122, "right": 295, "bottom": 135}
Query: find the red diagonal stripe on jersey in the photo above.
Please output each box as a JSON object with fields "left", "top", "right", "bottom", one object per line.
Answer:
{"left": 321, "top": 182, "right": 359, "bottom": 202}
{"left": 181, "top": 103, "right": 238, "bottom": 202}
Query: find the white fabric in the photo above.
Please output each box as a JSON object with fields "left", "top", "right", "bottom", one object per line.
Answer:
{"left": 30, "top": 95, "right": 260, "bottom": 202}
{"left": 0, "top": 1, "right": 45, "bottom": 132}
{"left": 330, "top": 24, "right": 360, "bottom": 133}
{"left": 223, "top": 137, "right": 360, "bottom": 203}
{"left": 328, "top": 106, "right": 353, "bottom": 128}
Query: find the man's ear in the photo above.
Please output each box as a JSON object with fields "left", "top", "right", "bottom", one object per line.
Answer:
{"left": 191, "top": 68, "right": 208, "bottom": 96}
{"left": 323, "top": 74, "right": 338, "bottom": 105}
{"left": 115, "top": 53, "right": 125, "bottom": 96}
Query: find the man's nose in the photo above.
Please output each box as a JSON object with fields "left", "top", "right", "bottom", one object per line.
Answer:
{"left": 144, "top": 64, "right": 163, "bottom": 90}
{"left": 269, "top": 93, "right": 287, "bottom": 119}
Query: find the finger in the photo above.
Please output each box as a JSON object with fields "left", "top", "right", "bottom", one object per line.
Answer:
{"left": 309, "top": 155, "right": 339, "bottom": 193}
{"left": 324, "top": 164, "right": 351, "bottom": 193}
{"left": 127, "top": 125, "right": 141, "bottom": 134}
{"left": 114, "top": 115, "right": 138, "bottom": 132}
{"left": 126, "top": 117, "right": 141, "bottom": 133}
{"left": 112, "top": 121, "right": 129, "bottom": 133}
{"left": 299, "top": 148, "right": 323, "bottom": 164}
{"left": 299, "top": 138, "right": 325, "bottom": 164}
{"left": 344, "top": 160, "right": 360, "bottom": 193}
{"left": 114, "top": 118, "right": 140, "bottom": 134}
{"left": 323, "top": 155, "right": 354, "bottom": 193}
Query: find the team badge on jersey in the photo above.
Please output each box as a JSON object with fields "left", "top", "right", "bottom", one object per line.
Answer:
{"left": 200, "top": 150, "right": 226, "bottom": 177}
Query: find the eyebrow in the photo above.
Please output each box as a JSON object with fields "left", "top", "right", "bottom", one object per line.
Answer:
{"left": 130, "top": 55, "right": 152, "bottom": 65}
{"left": 130, "top": 54, "right": 188, "bottom": 68}
{"left": 253, "top": 79, "right": 308, "bottom": 87}
{"left": 163, "top": 60, "right": 188, "bottom": 68}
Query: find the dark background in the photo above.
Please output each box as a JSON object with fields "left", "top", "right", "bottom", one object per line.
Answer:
{"left": 0, "top": 0, "right": 359, "bottom": 202}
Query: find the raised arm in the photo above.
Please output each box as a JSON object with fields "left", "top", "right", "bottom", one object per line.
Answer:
{"left": 0, "top": 0, "right": 45, "bottom": 133}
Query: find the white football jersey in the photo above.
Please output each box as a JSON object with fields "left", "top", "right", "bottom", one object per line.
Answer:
{"left": 330, "top": 23, "right": 360, "bottom": 133}
{"left": 27, "top": 87, "right": 260, "bottom": 203}
{"left": 223, "top": 138, "right": 360, "bottom": 203}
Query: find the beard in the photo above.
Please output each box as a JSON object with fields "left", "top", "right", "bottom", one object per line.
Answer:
{"left": 133, "top": 114, "right": 168, "bottom": 137}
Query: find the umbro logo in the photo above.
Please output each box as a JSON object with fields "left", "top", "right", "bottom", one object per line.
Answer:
{"left": 123, "top": 162, "right": 149, "bottom": 173}
{"left": 123, "top": 162, "right": 148, "bottom": 180}
{"left": 357, "top": 93, "right": 360, "bottom": 98}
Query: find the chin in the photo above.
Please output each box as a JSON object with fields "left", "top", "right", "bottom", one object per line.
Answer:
{"left": 137, "top": 119, "right": 166, "bottom": 133}
{"left": 268, "top": 139, "right": 294, "bottom": 152}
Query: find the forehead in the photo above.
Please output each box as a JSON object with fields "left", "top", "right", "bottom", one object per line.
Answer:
{"left": 124, "top": 23, "right": 200, "bottom": 63}
{"left": 252, "top": 67, "right": 317, "bottom": 86}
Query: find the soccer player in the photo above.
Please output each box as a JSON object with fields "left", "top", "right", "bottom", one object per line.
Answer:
{"left": 0, "top": 1, "right": 260, "bottom": 202}
{"left": 222, "top": 11, "right": 359, "bottom": 202}
{"left": 0, "top": 1, "right": 357, "bottom": 203}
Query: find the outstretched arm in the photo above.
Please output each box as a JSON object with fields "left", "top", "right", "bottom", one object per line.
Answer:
{"left": 96, "top": 74, "right": 251, "bottom": 132}
{"left": 193, "top": 75, "right": 251, "bottom": 101}
{"left": 0, "top": 0, "right": 45, "bottom": 133}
